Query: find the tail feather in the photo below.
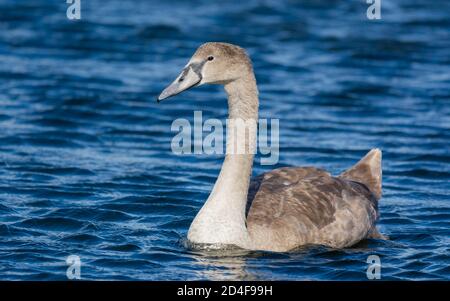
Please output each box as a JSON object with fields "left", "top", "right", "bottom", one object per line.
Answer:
{"left": 339, "top": 148, "right": 382, "bottom": 200}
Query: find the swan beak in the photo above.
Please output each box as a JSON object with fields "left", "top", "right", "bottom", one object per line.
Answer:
{"left": 157, "top": 64, "right": 202, "bottom": 102}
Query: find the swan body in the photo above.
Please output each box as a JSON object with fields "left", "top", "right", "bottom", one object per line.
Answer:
{"left": 158, "top": 42, "right": 383, "bottom": 252}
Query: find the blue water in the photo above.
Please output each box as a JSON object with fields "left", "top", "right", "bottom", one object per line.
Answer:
{"left": 0, "top": 0, "right": 449, "bottom": 280}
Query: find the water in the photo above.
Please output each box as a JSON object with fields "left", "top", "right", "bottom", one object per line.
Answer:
{"left": 0, "top": 0, "right": 449, "bottom": 280}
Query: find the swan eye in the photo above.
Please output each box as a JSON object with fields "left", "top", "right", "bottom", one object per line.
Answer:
{"left": 207, "top": 56, "right": 214, "bottom": 61}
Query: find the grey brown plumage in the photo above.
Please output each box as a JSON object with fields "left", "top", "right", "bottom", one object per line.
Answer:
{"left": 339, "top": 149, "right": 382, "bottom": 200}
{"left": 246, "top": 149, "right": 382, "bottom": 251}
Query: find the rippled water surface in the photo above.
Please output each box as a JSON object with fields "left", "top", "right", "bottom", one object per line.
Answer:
{"left": 0, "top": 0, "right": 449, "bottom": 280}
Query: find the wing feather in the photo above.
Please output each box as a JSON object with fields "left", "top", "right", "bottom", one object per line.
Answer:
{"left": 246, "top": 167, "right": 378, "bottom": 251}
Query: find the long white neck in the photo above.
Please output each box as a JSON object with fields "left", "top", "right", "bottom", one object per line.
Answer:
{"left": 187, "top": 75, "right": 259, "bottom": 248}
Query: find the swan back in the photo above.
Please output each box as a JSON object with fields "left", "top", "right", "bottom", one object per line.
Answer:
{"left": 246, "top": 149, "right": 382, "bottom": 251}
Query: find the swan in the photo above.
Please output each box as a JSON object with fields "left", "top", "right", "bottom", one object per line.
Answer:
{"left": 157, "top": 42, "right": 384, "bottom": 252}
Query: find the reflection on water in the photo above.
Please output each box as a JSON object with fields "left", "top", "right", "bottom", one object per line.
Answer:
{"left": 191, "top": 252, "right": 254, "bottom": 281}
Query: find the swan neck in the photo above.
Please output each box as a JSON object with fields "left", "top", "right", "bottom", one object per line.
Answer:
{"left": 225, "top": 76, "right": 259, "bottom": 120}
{"left": 188, "top": 76, "right": 259, "bottom": 248}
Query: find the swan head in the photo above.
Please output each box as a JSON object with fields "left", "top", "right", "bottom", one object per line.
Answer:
{"left": 157, "top": 42, "right": 253, "bottom": 102}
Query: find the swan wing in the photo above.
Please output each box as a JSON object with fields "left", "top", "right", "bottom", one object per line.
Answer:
{"left": 246, "top": 167, "right": 378, "bottom": 251}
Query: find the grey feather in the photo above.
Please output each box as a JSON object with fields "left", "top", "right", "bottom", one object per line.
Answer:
{"left": 246, "top": 164, "right": 381, "bottom": 251}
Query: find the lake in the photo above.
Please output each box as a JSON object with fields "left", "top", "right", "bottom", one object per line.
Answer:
{"left": 0, "top": 0, "right": 449, "bottom": 280}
